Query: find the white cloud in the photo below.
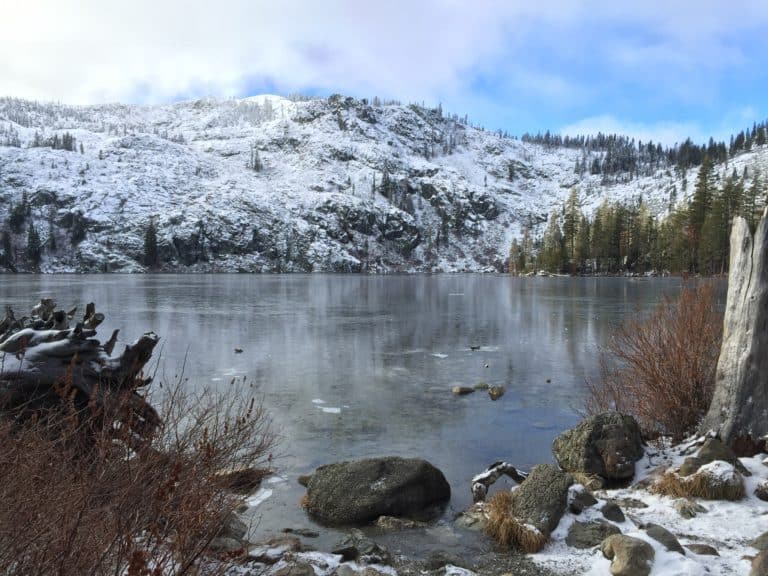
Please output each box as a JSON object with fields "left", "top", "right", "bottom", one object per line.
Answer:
{"left": 1, "top": 0, "right": 767, "bottom": 139}
{"left": 0, "top": 0, "right": 541, "bottom": 105}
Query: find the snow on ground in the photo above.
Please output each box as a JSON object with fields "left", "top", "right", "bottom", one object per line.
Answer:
{"left": 533, "top": 441, "right": 768, "bottom": 575}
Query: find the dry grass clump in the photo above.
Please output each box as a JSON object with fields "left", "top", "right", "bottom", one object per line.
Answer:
{"left": 571, "top": 471, "right": 604, "bottom": 491}
{"left": 484, "top": 491, "right": 548, "bottom": 553}
{"left": 651, "top": 468, "right": 745, "bottom": 501}
{"left": 0, "top": 378, "right": 274, "bottom": 576}
{"left": 584, "top": 282, "right": 722, "bottom": 441}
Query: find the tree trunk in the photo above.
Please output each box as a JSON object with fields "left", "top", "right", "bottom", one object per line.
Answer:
{"left": 700, "top": 208, "right": 768, "bottom": 454}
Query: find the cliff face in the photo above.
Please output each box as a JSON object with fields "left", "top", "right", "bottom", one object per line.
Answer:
{"left": 0, "top": 94, "right": 764, "bottom": 273}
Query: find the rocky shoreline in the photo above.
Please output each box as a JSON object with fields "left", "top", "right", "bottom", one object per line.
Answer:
{"left": 216, "top": 412, "right": 768, "bottom": 576}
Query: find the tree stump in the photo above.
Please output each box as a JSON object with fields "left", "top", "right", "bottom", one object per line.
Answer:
{"left": 700, "top": 209, "right": 768, "bottom": 454}
{"left": 0, "top": 299, "right": 160, "bottom": 447}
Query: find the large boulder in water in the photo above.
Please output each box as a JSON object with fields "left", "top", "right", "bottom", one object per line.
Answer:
{"left": 305, "top": 456, "right": 450, "bottom": 525}
{"left": 552, "top": 413, "right": 644, "bottom": 482}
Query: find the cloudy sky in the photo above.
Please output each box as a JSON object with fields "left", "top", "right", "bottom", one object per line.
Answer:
{"left": 3, "top": 0, "right": 767, "bottom": 145}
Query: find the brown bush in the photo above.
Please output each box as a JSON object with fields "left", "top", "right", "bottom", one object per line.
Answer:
{"left": 583, "top": 282, "right": 722, "bottom": 441}
{"left": 0, "top": 378, "right": 274, "bottom": 576}
{"left": 651, "top": 468, "right": 745, "bottom": 501}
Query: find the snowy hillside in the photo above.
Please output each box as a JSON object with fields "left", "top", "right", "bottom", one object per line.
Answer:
{"left": 1, "top": 94, "right": 767, "bottom": 273}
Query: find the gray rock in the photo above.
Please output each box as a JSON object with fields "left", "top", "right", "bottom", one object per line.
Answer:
{"left": 423, "top": 551, "right": 469, "bottom": 571}
{"left": 488, "top": 386, "right": 505, "bottom": 400}
{"left": 273, "top": 562, "right": 316, "bottom": 576}
{"left": 510, "top": 464, "right": 573, "bottom": 534}
{"left": 332, "top": 530, "right": 391, "bottom": 564}
{"left": 679, "top": 438, "right": 751, "bottom": 477}
{"left": 756, "top": 481, "right": 768, "bottom": 502}
{"left": 611, "top": 497, "right": 649, "bottom": 510}
{"left": 219, "top": 513, "right": 248, "bottom": 540}
{"left": 751, "top": 531, "right": 768, "bottom": 551}
{"left": 375, "top": 515, "right": 426, "bottom": 530}
{"left": 334, "top": 566, "right": 357, "bottom": 576}
{"left": 752, "top": 550, "right": 768, "bottom": 576}
{"left": 601, "top": 502, "right": 626, "bottom": 523}
{"left": 644, "top": 523, "right": 684, "bottom": 554}
{"left": 566, "top": 520, "right": 621, "bottom": 549}
{"left": 601, "top": 534, "right": 655, "bottom": 576}
{"left": 552, "top": 413, "right": 644, "bottom": 482}
{"left": 248, "top": 536, "right": 305, "bottom": 563}
{"left": 454, "top": 504, "right": 487, "bottom": 531}
{"left": 207, "top": 537, "right": 245, "bottom": 552}
{"left": 216, "top": 467, "right": 268, "bottom": 494}
{"left": 674, "top": 498, "right": 707, "bottom": 519}
{"left": 306, "top": 456, "right": 450, "bottom": 525}
{"left": 685, "top": 543, "right": 720, "bottom": 556}
{"left": 568, "top": 486, "right": 598, "bottom": 514}
{"left": 281, "top": 527, "right": 320, "bottom": 538}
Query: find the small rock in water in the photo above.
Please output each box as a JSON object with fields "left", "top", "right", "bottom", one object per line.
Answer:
{"left": 281, "top": 527, "right": 320, "bottom": 538}
{"left": 234, "top": 347, "right": 243, "bottom": 353}
{"left": 469, "top": 345, "right": 481, "bottom": 351}
{"left": 452, "top": 385, "right": 475, "bottom": 396}
{"left": 488, "top": 386, "right": 505, "bottom": 400}
{"left": 375, "top": 515, "right": 426, "bottom": 530}
{"left": 473, "top": 381, "right": 490, "bottom": 390}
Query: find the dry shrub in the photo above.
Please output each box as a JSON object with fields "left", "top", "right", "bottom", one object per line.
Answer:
{"left": 484, "top": 491, "right": 548, "bottom": 553}
{"left": 584, "top": 282, "right": 722, "bottom": 441}
{"left": 570, "top": 471, "right": 604, "bottom": 491}
{"left": 651, "top": 470, "right": 744, "bottom": 501}
{"left": 0, "top": 378, "right": 274, "bottom": 576}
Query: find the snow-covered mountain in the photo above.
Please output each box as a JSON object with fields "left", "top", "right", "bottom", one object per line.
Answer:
{"left": 1, "top": 94, "right": 766, "bottom": 273}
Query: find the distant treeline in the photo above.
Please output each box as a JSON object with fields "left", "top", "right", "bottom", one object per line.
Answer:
{"left": 521, "top": 120, "right": 768, "bottom": 180}
{"left": 510, "top": 156, "right": 767, "bottom": 276}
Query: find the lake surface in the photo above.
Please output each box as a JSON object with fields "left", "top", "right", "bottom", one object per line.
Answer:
{"left": 0, "top": 274, "right": 693, "bottom": 550}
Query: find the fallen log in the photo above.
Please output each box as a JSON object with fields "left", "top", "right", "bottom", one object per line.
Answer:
{"left": 0, "top": 299, "right": 161, "bottom": 447}
{"left": 471, "top": 461, "right": 529, "bottom": 502}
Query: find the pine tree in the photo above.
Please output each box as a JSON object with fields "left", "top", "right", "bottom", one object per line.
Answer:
{"left": 0, "top": 230, "right": 13, "bottom": 269}
{"left": 26, "top": 223, "right": 41, "bottom": 266}
{"left": 689, "top": 156, "right": 714, "bottom": 269}
{"left": 540, "top": 211, "right": 565, "bottom": 272}
{"left": 562, "top": 188, "right": 581, "bottom": 266}
{"left": 144, "top": 219, "right": 158, "bottom": 268}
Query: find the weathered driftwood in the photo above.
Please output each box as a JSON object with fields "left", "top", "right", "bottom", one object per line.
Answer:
{"left": 471, "top": 461, "right": 528, "bottom": 502}
{"left": 0, "top": 299, "right": 160, "bottom": 444}
{"left": 700, "top": 208, "right": 768, "bottom": 453}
